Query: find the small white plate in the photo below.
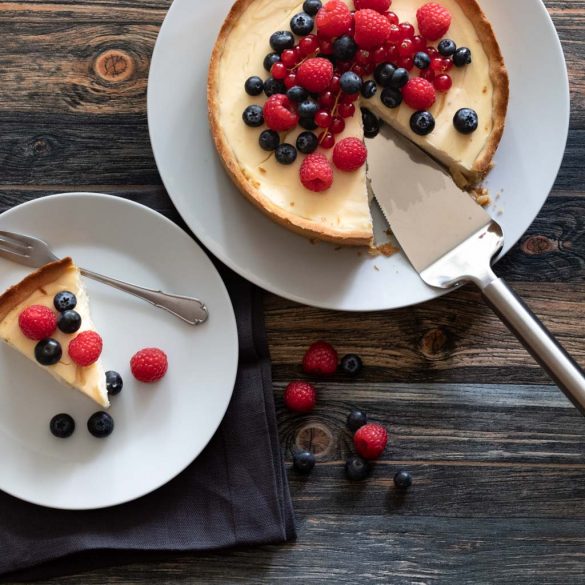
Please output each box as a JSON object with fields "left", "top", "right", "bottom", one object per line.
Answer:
{"left": 148, "top": 0, "right": 569, "bottom": 311}
{"left": 0, "top": 193, "right": 238, "bottom": 510}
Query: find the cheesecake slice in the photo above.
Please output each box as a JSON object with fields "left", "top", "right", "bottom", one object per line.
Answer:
{"left": 0, "top": 258, "right": 109, "bottom": 407}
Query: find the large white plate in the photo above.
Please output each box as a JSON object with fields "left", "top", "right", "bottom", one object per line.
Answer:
{"left": 148, "top": 0, "right": 569, "bottom": 311}
{"left": 0, "top": 193, "right": 238, "bottom": 510}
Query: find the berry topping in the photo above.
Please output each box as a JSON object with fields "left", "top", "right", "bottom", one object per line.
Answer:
{"left": 454, "top": 107, "right": 479, "bottom": 134}
{"left": 300, "top": 153, "right": 334, "bottom": 192}
{"left": 287, "top": 85, "right": 309, "bottom": 103}
{"left": 297, "top": 131, "right": 319, "bottom": 154}
{"left": 416, "top": 2, "right": 452, "bottom": 41}
{"left": 68, "top": 331, "right": 103, "bottom": 366}
{"left": 35, "top": 338, "right": 62, "bottom": 366}
{"left": 414, "top": 51, "right": 431, "bottom": 69}
{"left": 18, "top": 305, "right": 57, "bottom": 340}
{"left": 438, "top": 38, "right": 456, "bottom": 56}
{"left": 340, "top": 353, "right": 364, "bottom": 376}
{"left": 131, "top": 348, "right": 168, "bottom": 383}
{"left": 389, "top": 67, "right": 409, "bottom": 89}
{"left": 402, "top": 77, "right": 436, "bottom": 110}
{"left": 284, "top": 380, "right": 317, "bottom": 413}
{"left": 347, "top": 408, "right": 368, "bottom": 431}
{"left": 263, "top": 52, "right": 280, "bottom": 72}
{"left": 374, "top": 62, "right": 396, "bottom": 87}
{"left": 345, "top": 455, "right": 371, "bottom": 481}
{"left": 318, "top": 131, "right": 336, "bottom": 149}
{"left": 290, "top": 12, "right": 315, "bottom": 36}
{"left": 361, "top": 107, "right": 381, "bottom": 138}
{"left": 453, "top": 47, "right": 472, "bottom": 67}
{"left": 105, "top": 370, "right": 123, "bottom": 396}
{"left": 57, "top": 310, "right": 82, "bottom": 334}
{"left": 263, "top": 94, "right": 299, "bottom": 131}
{"left": 360, "top": 79, "right": 377, "bottom": 99}
{"left": 354, "top": 0, "right": 391, "bottom": 12}
{"left": 244, "top": 76, "right": 264, "bottom": 96}
{"left": 353, "top": 423, "right": 388, "bottom": 460}
{"left": 242, "top": 105, "right": 264, "bottom": 127}
{"left": 269, "top": 31, "right": 295, "bottom": 53}
{"left": 338, "top": 102, "right": 356, "bottom": 118}
{"left": 339, "top": 71, "right": 362, "bottom": 94}
{"left": 87, "top": 412, "right": 114, "bottom": 438}
{"left": 333, "top": 35, "right": 358, "bottom": 61}
{"left": 259, "top": 129, "right": 280, "bottom": 151}
{"left": 303, "top": 0, "right": 322, "bottom": 16}
{"left": 275, "top": 143, "right": 298, "bottom": 165}
{"left": 354, "top": 9, "right": 391, "bottom": 50}
{"left": 296, "top": 57, "right": 334, "bottom": 93}
{"left": 330, "top": 116, "right": 345, "bottom": 134}
{"left": 302, "top": 341, "right": 338, "bottom": 375}
{"left": 293, "top": 450, "right": 316, "bottom": 475}
{"left": 270, "top": 61, "right": 287, "bottom": 80}
{"left": 394, "top": 470, "right": 413, "bottom": 489}
{"left": 434, "top": 73, "right": 452, "bottom": 92}
{"left": 299, "top": 34, "right": 320, "bottom": 55}
{"left": 410, "top": 110, "right": 435, "bottom": 135}
{"left": 381, "top": 87, "right": 402, "bottom": 108}
{"left": 53, "top": 291, "right": 77, "bottom": 312}
{"left": 332, "top": 137, "right": 367, "bottom": 172}
{"left": 315, "top": 0, "right": 352, "bottom": 39}
{"left": 315, "top": 110, "right": 332, "bottom": 128}
{"left": 263, "top": 77, "right": 286, "bottom": 97}
{"left": 50, "top": 413, "right": 75, "bottom": 439}
{"left": 299, "top": 116, "right": 318, "bottom": 130}
{"left": 298, "top": 98, "right": 319, "bottom": 119}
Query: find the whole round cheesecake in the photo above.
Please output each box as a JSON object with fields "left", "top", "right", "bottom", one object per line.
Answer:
{"left": 208, "top": 0, "right": 508, "bottom": 246}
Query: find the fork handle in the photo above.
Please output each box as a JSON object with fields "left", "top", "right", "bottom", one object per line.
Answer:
{"left": 80, "top": 268, "right": 208, "bottom": 326}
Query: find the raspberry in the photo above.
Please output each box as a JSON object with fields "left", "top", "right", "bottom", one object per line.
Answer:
{"left": 353, "top": 423, "right": 388, "bottom": 460}
{"left": 354, "top": 0, "right": 391, "bottom": 12}
{"left": 18, "top": 305, "right": 57, "bottom": 340}
{"left": 300, "top": 153, "right": 334, "bottom": 192}
{"left": 302, "top": 341, "right": 338, "bottom": 375}
{"left": 354, "top": 9, "right": 391, "bottom": 50}
{"left": 296, "top": 58, "right": 334, "bottom": 93}
{"left": 68, "top": 331, "right": 103, "bottom": 367}
{"left": 402, "top": 77, "right": 436, "bottom": 110}
{"left": 130, "top": 347, "right": 168, "bottom": 383}
{"left": 263, "top": 94, "right": 299, "bottom": 132}
{"left": 315, "top": 0, "right": 352, "bottom": 39}
{"left": 332, "top": 137, "right": 367, "bottom": 172}
{"left": 416, "top": 2, "right": 452, "bottom": 41}
{"left": 283, "top": 381, "right": 317, "bottom": 413}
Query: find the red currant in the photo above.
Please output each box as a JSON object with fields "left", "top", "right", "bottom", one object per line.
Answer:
{"left": 319, "top": 131, "right": 335, "bottom": 149}
{"left": 319, "top": 39, "right": 333, "bottom": 54}
{"left": 387, "top": 11, "right": 399, "bottom": 25}
{"left": 412, "top": 35, "right": 426, "bottom": 52}
{"left": 398, "top": 56, "right": 414, "bottom": 70}
{"left": 419, "top": 68, "right": 435, "bottom": 82}
{"left": 355, "top": 50, "right": 370, "bottom": 66}
{"left": 372, "top": 47, "right": 387, "bottom": 64}
{"left": 426, "top": 46, "right": 439, "bottom": 58}
{"left": 281, "top": 49, "right": 297, "bottom": 68}
{"left": 330, "top": 116, "right": 345, "bottom": 134}
{"left": 336, "top": 60, "right": 352, "bottom": 73}
{"left": 434, "top": 74, "right": 452, "bottom": 92}
{"left": 399, "top": 38, "right": 415, "bottom": 57}
{"left": 388, "top": 24, "right": 402, "bottom": 43}
{"left": 284, "top": 73, "right": 297, "bottom": 89}
{"left": 315, "top": 110, "right": 332, "bottom": 128}
{"left": 271, "top": 62, "right": 287, "bottom": 80}
{"left": 352, "top": 64, "right": 366, "bottom": 77}
{"left": 319, "top": 91, "right": 335, "bottom": 108}
{"left": 341, "top": 92, "right": 359, "bottom": 103}
{"left": 431, "top": 57, "right": 452, "bottom": 73}
{"left": 386, "top": 44, "right": 399, "bottom": 62}
{"left": 399, "top": 22, "right": 415, "bottom": 40}
{"left": 300, "top": 35, "right": 319, "bottom": 56}
{"left": 329, "top": 75, "right": 340, "bottom": 92}
{"left": 338, "top": 102, "right": 355, "bottom": 118}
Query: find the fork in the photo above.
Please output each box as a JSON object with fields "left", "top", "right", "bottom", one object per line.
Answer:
{"left": 0, "top": 231, "right": 209, "bottom": 326}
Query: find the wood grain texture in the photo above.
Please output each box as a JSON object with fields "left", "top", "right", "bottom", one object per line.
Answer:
{"left": 0, "top": 0, "right": 584, "bottom": 584}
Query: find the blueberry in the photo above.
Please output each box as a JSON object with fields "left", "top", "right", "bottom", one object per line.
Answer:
{"left": 345, "top": 455, "right": 371, "bottom": 481}
{"left": 293, "top": 451, "right": 316, "bottom": 475}
{"left": 57, "top": 310, "right": 81, "bottom": 334}
{"left": 347, "top": 408, "right": 368, "bottom": 432}
{"left": 244, "top": 76, "right": 264, "bottom": 96}
{"left": 275, "top": 144, "right": 297, "bottom": 165}
{"left": 438, "top": 39, "right": 457, "bottom": 57}
{"left": 303, "top": 0, "right": 322, "bottom": 16}
{"left": 340, "top": 71, "right": 362, "bottom": 94}
{"left": 270, "top": 31, "right": 295, "bottom": 53}
{"left": 413, "top": 51, "right": 431, "bottom": 70}
{"left": 453, "top": 108, "right": 478, "bottom": 134}
{"left": 50, "top": 413, "right": 75, "bottom": 439}
{"left": 259, "top": 129, "right": 280, "bottom": 151}
{"left": 360, "top": 79, "right": 377, "bottom": 99}
{"left": 53, "top": 291, "right": 76, "bottom": 312}
{"left": 361, "top": 108, "right": 381, "bottom": 139}
{"left": 242, "top": 105, "right": 264, "bottom": 127}
{"left": 381, "top": 87, "right": 402, "bottom": 109}
{"left": 341, "top": 354, "right": 363, "bottom": 376}
{"left": 263, "top": 52, "right": 281, "bottom": 72}
{"left": 374, "top": 63, "right": 396, "bottom": 87}
{"left": 287, "top": 85, "right": 309, "bottom": 103}
{"left": 389, "top": 67, "right": 409, "bottom": 89}
{"left": 410, "top": 110, "right": 435, "bottom": 135}
{"left": 333, "top": 35, "right": 357, "bottom": 61}
{"left": 298, "top": 98, "right": 319, "bottom": 119}
{"left": 87, "top": 411, "right": 114, "bottom": 438}
{"left": 296, "top": 131, "right": 319, "bottom": 154}
{"left": 299, "top": 116, "right": 318, "bottom": 130}
{"left": 105, "top": 370, "right": 124, "bottom": 396}
{"left": 453, "top": 47, "right": 472, "bottom": 67}
{"left": 264, "top": 77, "right": 286, "bottom": 97}
{"left": 290, "top": 12, "right": 314, "bottom": 36}
{"left": 35, "top": 338, "right": 62, "bottom": 366}
{"left": 394, "top": 470, "right": 413, "bottom": 490}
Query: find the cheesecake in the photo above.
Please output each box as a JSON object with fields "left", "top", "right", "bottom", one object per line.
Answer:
{"left": 0, "top": 258, "right": 109, "bottom": 407}
{"left": 208, "top": 0, "right": 508, "bottom": 246}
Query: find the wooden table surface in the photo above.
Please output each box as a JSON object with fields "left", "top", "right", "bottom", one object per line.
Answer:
{"left": 1, "top": 1, "right": 584, "bottom": 583}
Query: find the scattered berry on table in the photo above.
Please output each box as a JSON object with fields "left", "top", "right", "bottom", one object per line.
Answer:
{"left": 413, "top": 51, "right": 431, "bottom": 70}
{"left": 105, "top": 370, "right": 123, "bottom": 396}
{"left": 410, "top": 110, "right": 435, "bottom": 135}
{"left": 333, "top": 137, "right": 367, "bottom": 172}
{"left": 290, "top": 12, "right": 315, "bottom": 36}
{"left": 87, "top": 411, "right": 114, "bottom": 438}
{"left": 389, "top": 67, "right": 410, "bottom": 89}
{"left": 131, "top": 347, "right": 168, "bottom": 383}
{"left": 300, "top": 153, "right": 334, "bottom": 192}
{"left": 361, "top": 108, "right": 381, "bottom": 138}
{"left": 353, "top": 423, "right": 388, "bottom": 460}
{"left": 287, "top": 85, "right": 309, "bottom": 103}
{"left": 374, "top": 63, "right": 396, "bottom": 87}
{"left": 35, "top": 338, "right": 62, "bottom": 366}
{"left": 453, "top": 47, "right": 472, "bottom": 67}
{"left": 269, "top": 31, "right": 295, "bottom": 53}
{"left": 381, "top": 87, "right": 402, "bottom": 108}
{"left": 340, "top": 354, "right": 364, "bottom": 376}
{"left": 339, "top": 71, "right": 362, "bottom": 94}
{"left": 453, "top": 107, "right": 479, "bottom": 134}
{"left": 402, "top": 77, "right": 436, "bottom": 110}
{"left": 345, "top": 455, "right": 371, "bottom": 481}
{"left": 275, "top": 143, "right": 298, "bottom": 165}
{"left": 297, "top": 131, "right": 319, "bottom": 154}
{"left": 57, "top": 310, "right": 82, "bottom": 334}
{"left": 354, "top": 0, "right": 391, "bottom": 12}
{"left": 259, "top": 129, "right": 280, "bottom": 151}
{"left": 263, "top": 52, "right": 281, "bottom": 72}
{"left": 263, "top": 94, "right": 299, "bottom": 132}
{"left": 18, "top": 305, "right": 57, "bottom": 340}
{"left": 416, "top": 2, "right": 452, "bottom": 41}
{"left": 293, "top": 451, "right": 316, "bottom": 475}
{"left": 50, "top": 413, "right": 75, "bottom": 439}
{"left": 68, "top": 331, "right": 103, "bottom": 367}
{"left": 53, "top": 291, "right": 77, "bottom": 312}
{"left": 302, "top": 341, "right": 338, "bottom": 375}
{"left": 360, "top": 79, "right": 377, "bottom": 99}
{"left": 244, "top": 76, "right": 264, "bottom": 96}
{"left": 438, "top": 39, "right": 456, "bottom": 57}
{"left": 303, "top": 0, "right": 322, "bottom": 17}
{"left": 394, "top": 470, "right": 413, "bottom": 489}
{"left": 315, "top": 0, "right": 352, "bottom": 40}
{"left": 333, "top": 35, "right": 358, "bottom": 61}
{"left": 242, "top": 105, "right": 264, "bottom": 127}
{"left": 347, "top": 408, "right": 368, "bottom": 432}
{"left": 284, "top": 380, "right": 317, "bottom": 413}
{"left": 296, "top": 58, "right": 334, "bottom": 93}
{"left": 264, "top": 77, "right": 286, "bottom": 97}
{"left": 354, "top": 8, "right": 391, "bottom": 50}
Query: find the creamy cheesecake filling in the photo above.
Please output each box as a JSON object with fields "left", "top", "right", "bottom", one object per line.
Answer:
{"left": 0, "top": 266, "right": 109, "bottom": 407}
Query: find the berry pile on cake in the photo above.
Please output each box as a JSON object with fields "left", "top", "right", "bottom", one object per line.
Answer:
{"left": 209, "top": 0, "right": 508, "bottom": 246}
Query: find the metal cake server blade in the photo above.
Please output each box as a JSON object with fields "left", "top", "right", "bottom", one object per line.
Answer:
{"left": 368, "top": 124, "right": 585, "bottom": 416}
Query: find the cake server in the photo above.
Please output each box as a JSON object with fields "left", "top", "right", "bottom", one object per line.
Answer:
{"left": 368, "top": 125, "right": 585, "bottom": 416}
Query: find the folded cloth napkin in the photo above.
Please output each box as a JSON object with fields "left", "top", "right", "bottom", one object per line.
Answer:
{"left": 0, "top": 264, "right": 295, "bottom": 582}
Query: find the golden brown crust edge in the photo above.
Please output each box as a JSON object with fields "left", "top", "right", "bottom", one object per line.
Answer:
{"left": 207, "top": 0, "right": 373, "bottom": 247}
{"left": 0, "top": 258, "right": 74, "bottom": 321}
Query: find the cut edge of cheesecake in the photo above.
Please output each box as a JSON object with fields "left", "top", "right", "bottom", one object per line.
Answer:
{"left": 208, "top": 0, "right": 509, "bottom": 246}
{"left": 0, "top": 257, "right": 110, "bottom": 408}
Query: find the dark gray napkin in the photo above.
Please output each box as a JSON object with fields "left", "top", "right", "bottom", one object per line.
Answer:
{"left": 0, "top": 265, "right": 295, "bottom": 582}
